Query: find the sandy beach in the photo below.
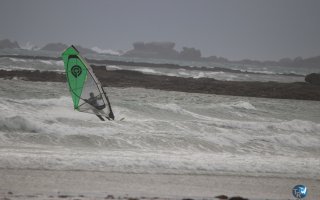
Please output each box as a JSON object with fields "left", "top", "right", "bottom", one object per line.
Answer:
{"left": 0, "top": 169, "right": 319, "bottom": 200}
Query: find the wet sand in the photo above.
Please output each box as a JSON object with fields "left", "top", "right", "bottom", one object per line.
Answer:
{"left": 0, "top": 169, "right": 319, "bottom": 200}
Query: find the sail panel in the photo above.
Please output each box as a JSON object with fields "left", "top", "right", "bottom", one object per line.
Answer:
{"left": 61, "top": 45, "right": 114, "bottom": 119}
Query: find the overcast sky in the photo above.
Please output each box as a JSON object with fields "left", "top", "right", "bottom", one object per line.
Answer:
{"left": 0, "top": 0, "right": 319, "bottom": 61}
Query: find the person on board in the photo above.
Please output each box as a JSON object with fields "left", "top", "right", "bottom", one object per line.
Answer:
{"left": 86, "top": 92, "right": 109, "bottom": 121}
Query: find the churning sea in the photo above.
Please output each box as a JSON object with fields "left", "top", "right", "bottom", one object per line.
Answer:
{"left": 0, "top": 49, "right": 319, "bottom": 180}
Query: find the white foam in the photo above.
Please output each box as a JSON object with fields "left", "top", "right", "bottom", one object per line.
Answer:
{"left": 133, "top": 68, "right": 163, "bottom": 75}
{"left": 20, "top": 41, "right": 37, "bottom": 50}
{"left": 39, "top": 60, "right": 53, "bottom": 65}
{"left": 91, "top": 46, "right": 121, "bottom": 55}
{"left": 243, "top": 69, "right": 276, "bottom": 74}
{"left": 0, "top": 65, "right": 36, "bottom": 71}
{"left": 194, "top": 72, "right": 205, "bottom": 78}
{"left": 0, "top": 115, "right": 43, "bottom": 134}
{"left": 150, "top": 103, "right": 215, "bottom": 120}
{"left": 224, "top": 101, "right": 256, "bottom": 110}
{"left": 9, "top": 58, "right": 27, "bottom": 62}
{"left": 178, "top": 70, "right": 190, "bottom": 76}
{"left": 106, "top": 65, "right": 122, "bottom": 70}
{"left": 0, "top": 81, "right": 319, "bottom": 179}
{"left": 55, "top": 60, "right": 64, "bottom": 66}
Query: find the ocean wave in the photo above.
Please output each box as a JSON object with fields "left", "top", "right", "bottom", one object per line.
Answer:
{"left": 91, "top": 46, "right": 122, "bottom": 55}
{"left": 177, "top": 70, "right": 190, "bottom": 76}
{"left": 0, "top": 115, "right": 41, "bottom": 133}
{"left": 39, "top": 60, "right": 52, "bottom": 65}
{"left": 0, "top": 148, "right": 318, "bottom": 179}
{"left": 106, "top": 65, "right": 122, "bottom": 70}
{"left": 0, "top": 82, "right": 319, "bottom": 178}
{"left": 55, "top": 60, "right": 64, "bottom": 66}
{"left": 132, "top": 68, "right": 164, "bottom": 75}
{"left": 9, "top": 58, "right": 27, "bottom": 62}
{"left": 220, "top": 101, "right": 257, "bottom": 110}
{"left": 0, "top": 65, "right": 37, "bottom": 71}
{"left": 240, "top": 69, "right": 305, "bottom": 76}
{"left": 1, "top": 96, "right": 319, "bottom": 138}
{"left": 20, "top": 41, "right": 38, "bottom": 50}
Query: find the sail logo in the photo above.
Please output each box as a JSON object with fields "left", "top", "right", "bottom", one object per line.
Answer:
{"left": 292, "top": 185, "right": 308, "bottom": 199}
{"left": 71, "top": 65, "right": 82, "bottom": 78}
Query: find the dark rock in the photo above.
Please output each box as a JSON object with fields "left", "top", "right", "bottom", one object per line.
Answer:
{"left": 1, "top": 54, "right": 320, "bottom": 101}
{"left": 125, "top": 41, "right": 202, "bottom": 61}
{"left": 41, "top": 43, "right": 68, "bottom": 52}
{"left": 7, "top": 192, "right": 13, "bottom": 195}
{"left": 1, "top": 67, "right": 320, "bottom": 101}
{"left": 305, "top": 73, "right": 320, "bottom": 85}
{"left": 105, "top": 195, "right": 115, "bottom": 199}
{"left": 229, "top": 197, "right": 249, "bottom": 200}
{"left": 0, "top": 39, "right": 20, "bottom": 49}
{"left": 123, "top": 42, "right": 320, "bottom": 68}
{"left": 180, "top": 47, "right": 201, "bottom": 60}
{"left": 58, "top": 194, "right": 70, "bottom": 198}
{"left": 0, "top": 54, "right": 304, "bottom": 76}
{"left": 127, "top": 198, "right": 139, "bottom": 200}
{"left": 75, "top": 45, "right": 96, "bottom": 55}
{"left": 214, "top": 195, "right": 228, "bottom": 199}
{"left": 125, "top": 41, "right": 179, "bottom": 59}
{"left": 40, "top": 43, "right": 95, "bottom": 54}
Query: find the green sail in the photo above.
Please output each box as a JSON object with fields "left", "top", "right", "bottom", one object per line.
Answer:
{"left": 61, "top": 45, "right": 114, "bottom": 119}
{"left": 61, "top": 46, "right": 87, "bottom": 109}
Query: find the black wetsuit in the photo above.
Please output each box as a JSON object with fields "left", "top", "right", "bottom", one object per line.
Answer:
{"left": 86, "top": 96, "right": 106, "bottom": 121}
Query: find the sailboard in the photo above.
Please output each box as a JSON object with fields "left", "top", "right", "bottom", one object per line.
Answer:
{"left": 61, "top": 45, "right": 115, "bottom": 120}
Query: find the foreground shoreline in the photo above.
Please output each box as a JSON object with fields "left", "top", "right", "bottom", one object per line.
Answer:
{"left": 0, "top": 168, "right": 319, "bottom": 200}
{"left": 1, "top": 68, "right": 320, "bottom": 101}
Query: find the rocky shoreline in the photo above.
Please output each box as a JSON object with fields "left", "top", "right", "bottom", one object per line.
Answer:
{"left": 1, "top": 66, "right": 319, "bottom": 101}
{"left": 0, "top": 54, "right": 304, "bottom": 76}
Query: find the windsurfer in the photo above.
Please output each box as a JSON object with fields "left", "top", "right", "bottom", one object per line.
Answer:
{"left": 62, "top": 45, "right": 115, "bottom": 122}
{"left": 86, "top": 92, "right": 109, "bottom": 121}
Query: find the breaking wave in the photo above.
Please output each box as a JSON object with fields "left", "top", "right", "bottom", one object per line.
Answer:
{"left": 0, "top": 115, "right": 40, "bottom": 133}
{"left": 91, "top": 46, "right": 122, "bottom": 55}
{"left": 9, "top": 58, "right": 27, "bottom": 62}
